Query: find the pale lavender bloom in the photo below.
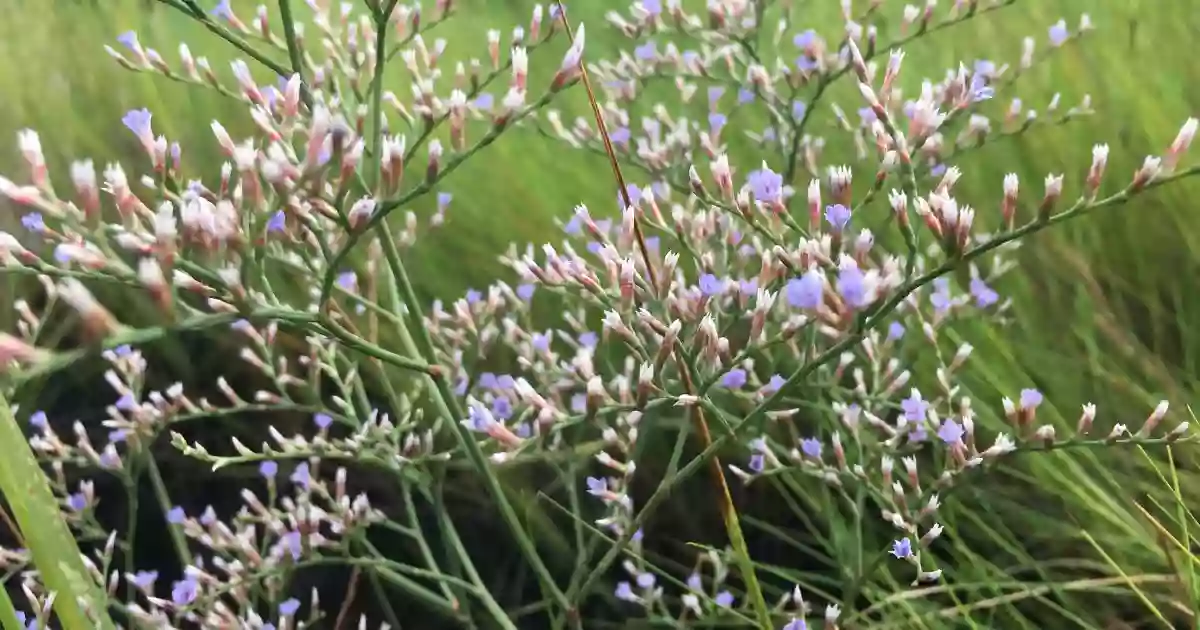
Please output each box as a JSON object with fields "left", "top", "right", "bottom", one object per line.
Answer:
{"left": 738, "top": 278, "right": 758, "bottom": 295}
{"left": 909, "top": 424, "right": 928, "bottom": 442}
{"left": 579, "top": 332, "right": 599, "bottom": 348}
{"left": 698, "top": 273, "right": 724, "bottom": 296}
{"left": 122, "top": 108, "right": 153, "bottom": 140}
{"left": 930, "top": 163, "right": 948, "bottom": 177}
{"left": 283, "top": 530, "right": 302, "bottom": 559}
{"left": 479, "top": 373, "right": 498, "bottom": 389}
{"left": 171, "top": 577, "right": 199, "bottom": 606}
{"left": 902, "top": 391, "right": 928, "bottom": 423}
{"left": 721, "top": 368, "right": 748, "bottom": 389}
{"left": 800, "top": 438, "right": 822, "bottom": 458}
{"left": 21, "top": 213, "right": 44, "bottom": 233}
{"left": 67, "top": 493, "right": 87, "bottom": 511}
{"left": 266, "top": 210, "right": 286, "bottom": 232}
{"left": 708, "top": 112, "right": 727, "bottom": 134}
{"left": 836, "top": 267, "right": 869, "bottom": 308}
{"left": 279, "top": 598, "right": 301, "bottom": 616}
{"left": 517, "top": 284, "right": 536, "bottom": 300}
{"left": 891, "top": 538, "right": 913, "bottom": 558}
{"left": 969, "top": 277, "right": 999, "bottom": 308}
{"left": 437, "top": 192, "right": 452, "bottom": 210}
{"left": 492, "top": 397, "right": 513, "bottom": 419}
{"left": 824, "top": 204, "right": 851, "bottom": 230}
{"left": 887, "top": 321, "right": 905, "bottom": 340}
{"left": 715, "top": 591, "right": 735, "bottom": 607}
{"left": 167, "top": 506, "right": 186, "bottom": 523}
{"left": 792, "top": 100, "right": 807, "bottom": 120}
{"left": 212, "top": 0, "right": 234, "bottom": 19}
{"left": 783, "top": 619, "right": 809, "bottom": 630}
{"left": 29, "top": 411, "right": 47, "bottom": 429}
{"left": 738, "top": 88, "right": 755, "bottom": 103}
{"left": 585, "top": 477, "right": 607, "bottom": 496}
{"left": 465, "top": 405, "right": 497, "bottom": 433}
{"left": 531, "top": 332, "right": 551, "bottom": 351}
{"left": 108, "top": 430, "right": 128, "bottom": 443}
{"left": 610, "top": 127, "right": 631, "bottom": 144}
{"left": 938, "top": 419, "right": 964, "bottom": 445}
{"left": 786, "top": 270, "right": 824, "bottom": 309}
{"left": 130, "top": 570, "right": 158, "bottom": 589}
{"left": 465, "top": 289, "right": 483, "bottom": 304}
{"left": 615, "top": 581, "right": 637, "bottom": 602}
{"left": 641, "top": 0, "right": 662, "bottom": 15}
{"left": 260, "top": 460, "right": 278, "bottom": 478}
{"left": 116, "top": 31, "right": 140, "bottom": 51}
{"left": 313, "top": 413, "right": 333, "bottom": 429}
{"left": 1049, "top": 19, "right": 1069, "bottom": 46}
{"left": 116, "top": 393, "right": 136, "bottom": 411}
{"left": 618, "top": 183, "right": 642, "bottom": 209}
{"left": 748, "top": 453, "right": 765, "bottom": 473}
{"left": 290, "top": 463, "right": 311, "bottom": 489}
{"left": 634, "top": 41, "right": 657, "bottom": 60}
{"left": 635, "top": 572, "right": 656, "bottom": 589}
{"left": 858, "top": 107, "right": 877, "bottom": 124}
{"left": 708, "top": 86, "right": 725, "bottom": 105}
{"left": 1020, "top": 388, "right": 1043, "bottom": 409}
{"left": 336, "top": 272, "right": 357, "bottom": 290}
{"left": 687, "top": 572, "right": 703, "bottom": 591}
{"left": 748, "top": 166, "right": 783, "bottom": 203}
{"left": 474, "top": 93, "right": 494, "bottom": 109}
{"left": 570, "top": 394, "right": 587, "bottom": 413}
{"left": 762, "top": 374, "right": 786, "bottom": 394}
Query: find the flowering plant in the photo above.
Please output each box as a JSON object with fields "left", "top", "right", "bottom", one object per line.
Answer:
{"left": 0, "top": 0, "right": 1196, "bottom": 629}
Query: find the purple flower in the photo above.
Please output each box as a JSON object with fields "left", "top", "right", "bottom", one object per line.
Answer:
{"left": 887, "top": 321, "right": 905, "bottom": 340}
{"left": 890, "top": 538, "right": 913, "bottom": 558}
{"left": 21, "top": 213, "right": 44, "bottom": 233}
{"left": 290, "top": 462, "right": 311, "bottom": 489}
{"left": 29, "top": 411, "right": 47, "bottom": 429}
{"left": 516, "top": 283, "right": 536, "bottom": 301}
{"left": 131, "top": 570, "right": 158, "bottom": 590}
{"left": 610, "top": 126, "right": 631, "bottom": 144}
{"left": 635, "top": 572, "right": 656, "bottom": 589}
{"left": 721, "top": 368, "right": 748, "bottom": 389}
{"left": 570, "top": 394, "right": 587, "bottom": 413}
{"left": 116, "top": 31, "right": 140, "bottom": 51}
{"left": 171, "top": 577, "right": 199, "bottom": 606}
{"left": 121, "top": 108, "right": 154, "bottom": 140}
{"left": 578, "top": 332, "right": 598, "bottom": 348}
{"left": 283, "top": 530, "right": 303, "bottom": 559}
{"left": 492, "top": 397, "right": 513, "bottom": 419}
{"left": 783, "top": 619, "right": 809, "bottom": 630}
{"left": 708, "top": 112, "right": 727, "bottom": 135}
{"left": 465, "top": 289, "right": 482, "bottom": 304}
{"left": 858, "top": 107, "right": 877, "bottom": 124}
{"left": 212, "top": 0, "right": 234, "bottom": 19}
{"left": 67, "top": 493, "right": 88, "bottom": 511}
{"left": 1049, "top": 19, "right": 1069, "bottom": 46}
{"left": 437, "top": 192, "right": 452, "bottom": 210}
{"left": 266, "top": 210, "right": 286, "bottom": 233}
{"left": 259, "top": 460, "right": 278, "bottom": 478}
{"left": 748, "top": 165, "right": 783, "bottom": 203}
{"left": 618, "top": 183, "right": 642, "bottom": 209}
{"left": 1019, "top": 388, "right": 1043, "bottom": 410}
{"left": 615, "top": 581, "right": 637, "bottom": 602}
{"left": 116, "top": 393, "right": 137, "bottom": 411}
{"left": 800, "top": 437, "right": 822, "bottom": 459}
{"left": 279, "top": 598, "right": 301, "bottom": 616}
{"left": 531, "top": 332, "right": 551, "bottom": 351}
{"left": 634, "top": 41, "right": 657, "bottom": 60}
{"left": 167, "top": 506, "right": 186, "bottom": 524}
{"left": 714, "top": 591, "right": 735, "bottom": 607}
{"left": 762, "top": 374, "right": 786, "bottom": 394}
{"left": 698, "top": 273, "right": 724, "bottom": 296}
{"left": 969, "top": 277, "right": 999, "bottom": 308}
{"left": 836, "top": 266, "right": 869, "bottom": 308}
{"left": 108, "top": 429, "right": 128, "bottom": 443}
{"left": 585, "top": 477, "right": 607, "bottom": 496}
{"left": 937, "top": 419, "right": 964, "bottom": 445}
{"left": 824, "top": 204, "right": 851, "bottom": 230}
{"left": 641, "top": 0, "right": 662, "bottom": 15}
{"left": 738, "top": 278, "right": 758, "bottom": 295}
{"left": 792, "top": 100, "right": 807, "bottom": 120}
{"left": 738, "top": 88, "right": 755, "bottom": 104}
{"left": 336, "top": 272, "right": 357, "bottom": 290}
{"left": 748, "top": 453, "right": 765, "bottom": 473}
{"left": 796, "top": 55, "right": 818, "bottom": 72}
{"left": 786, "top": 270, "right": 824, "bottom": 309}
{"left": 707, "top": 86, "right": 725, "bottom": 105}
{"left": 901, "top": 390, "right": 928, "bottom": 423}
{"left": 473, "top": 93, "right": 494, "bottom": 109}
{"left": 313, "top": 413, "right": 333, "bottom": 429}
{"left": 479, "top": 373, "right": 498, "bottom": 389}
{"left": 687, "top": 572, "right": 703, "bottom": 591}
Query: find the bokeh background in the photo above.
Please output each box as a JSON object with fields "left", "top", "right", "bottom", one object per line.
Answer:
{"left": 4, "top": 0, "right": 1200, "bottom": 627}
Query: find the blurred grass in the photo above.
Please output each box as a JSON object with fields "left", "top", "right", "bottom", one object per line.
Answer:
{"left": 2, "top": 0, "right": 1200, "bottom": 627}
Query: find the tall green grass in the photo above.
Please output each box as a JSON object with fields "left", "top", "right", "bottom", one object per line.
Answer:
{"left": 2, "top": 0, "right": 1199, "bottom": 626}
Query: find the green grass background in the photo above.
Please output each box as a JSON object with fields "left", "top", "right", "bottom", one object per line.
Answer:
{"left": 3, "top": 0, "right": 1200, "bottom": 627}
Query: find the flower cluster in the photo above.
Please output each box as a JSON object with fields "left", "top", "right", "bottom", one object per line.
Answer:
{"left": 0, "top": 0, "right": 1196, "bottom": 628}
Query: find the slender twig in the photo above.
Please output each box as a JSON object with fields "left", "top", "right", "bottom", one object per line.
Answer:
{"left": 277, "top": 0, "right": 313, "bottom": 109}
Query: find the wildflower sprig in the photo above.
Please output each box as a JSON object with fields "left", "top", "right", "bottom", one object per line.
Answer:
{"left": 0, "top": 0, "right": 1198, "bottom": 629}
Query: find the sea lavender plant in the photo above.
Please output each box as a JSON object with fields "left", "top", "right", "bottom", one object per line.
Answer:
{"left": 0, "top": 0, "right": 1196, "bottom": 629}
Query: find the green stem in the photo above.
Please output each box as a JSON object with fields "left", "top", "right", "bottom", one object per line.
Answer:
{"left": 144, "top": 457, "right": 191, "bottom": 567}
{"left": 0, "top": 394, "right": 117, "bottom": 630}
{"left": 0, "top": 581, "right": 24, "bottom": 630}
{"left": 276, "top": 0, "right": 312, "bottom": 108}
